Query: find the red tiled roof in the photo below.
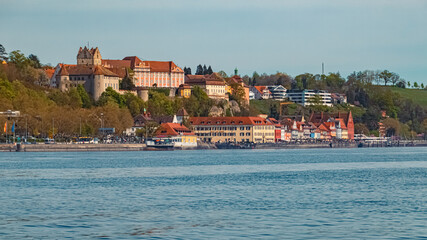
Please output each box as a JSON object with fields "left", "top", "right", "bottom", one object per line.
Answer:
{"left": 189, "top": 117, "right": 273, "bottom": 126}
{"left": 102, "top": 59, "right": 131, "bottom": 68}
{"left": 318, "top": 123, "right": 329, "bottom": 132}
{"left": 58, "top": 65, "right": 118, "bottom": 77}
{"left": 123, "top": 56, "right": 184, "bottom": 73}
{"left": 185, "top": 74, "right": 225, "bottom": 86}
{"left": 123, "top": 56, "right": 144, "bottom": 69}
{"left": 143, "top": 61, "right": 183, "bottom": 73}
{"left": 254, "top": 86, "right": 267, "bottom": 94}
{"left": 323, "top": 122, "right": 336, "bottom": 131}
{"left": 44, "top": 69, "right": 55, "bottom": 79}
{"left": 155, "top": 123, "right": 195, "bottom": 137}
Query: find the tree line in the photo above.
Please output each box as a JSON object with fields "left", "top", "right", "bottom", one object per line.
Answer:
{"left": 183, "top": 64, "right": 213, "bottom": 75}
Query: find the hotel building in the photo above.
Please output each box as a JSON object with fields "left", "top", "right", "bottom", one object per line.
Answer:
{"left": 189, "top": 116, "right": 275, "bottom": 143}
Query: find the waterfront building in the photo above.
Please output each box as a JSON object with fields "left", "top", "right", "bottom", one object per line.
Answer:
{"left": 287, "top": 89, "right": 332, "bottom": 107}
{"left": 309, "top": 112, "right": 354, "bottom": 140}
{"left": 155, "top": 122, "right": 197, "bottom": 148}
{"left": 267, "top": 118, "right": 285, "bottom": 142}
{"left": 189, "top": 116, "right": 275, "bottom": 143}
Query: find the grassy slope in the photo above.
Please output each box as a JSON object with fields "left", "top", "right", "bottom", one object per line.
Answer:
{"left": 387, "top": 87, "right": 427, "bottom": 107}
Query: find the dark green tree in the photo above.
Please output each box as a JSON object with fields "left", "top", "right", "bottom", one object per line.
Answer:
{"left": 0, "top": 44, "right": 7, "bottom": 61}
{"left": 207, "top": 65, "right": 213, "bottom": 74}
{"left": 120, "top": 76, "right": 135, "bottom": 90}
{"left": 203, "top": 65, "right": 208, "bottom": 74}
{"left": 195, "top": 64, "right": 203, "bottom": 75}
{"left": 8, "top": 50, "right": 29, "bottom": 69}
{"left": 68, "top": 87, "right": 83, "bottom": 109}
{"left": 28, "top": 54, "right": 42, "bottom": 68}
{"left": 413, "top": 82, "right": 419, "bottom": 89}
{"left": 77, "top": 84, "right": 92, "bottom": 108}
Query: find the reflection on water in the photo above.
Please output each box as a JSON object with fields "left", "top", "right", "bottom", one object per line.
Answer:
{"left": 1, "top": 147, "right": 427, "bottom": 239}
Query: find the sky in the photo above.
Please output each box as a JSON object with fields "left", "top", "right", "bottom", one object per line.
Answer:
{"left": 1, "top": 0, "right": 427, "bottom": 84}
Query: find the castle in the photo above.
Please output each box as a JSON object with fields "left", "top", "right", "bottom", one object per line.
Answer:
{"left": 55, "top": 47, "right": 120, "bottom": 100}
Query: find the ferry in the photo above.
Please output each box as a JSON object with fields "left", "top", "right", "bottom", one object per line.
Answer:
{"left": 145, "top": 138, "right": 175, "bottom": 150}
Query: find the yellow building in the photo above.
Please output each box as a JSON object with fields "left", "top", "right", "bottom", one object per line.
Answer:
{"left": 155, "top": 122, "right": 197, "bottom": 148}
{"left": 185, "top": 74, "right": 227, "bottom": 100}
{"left": 190, "top": 116, "right": 275, "bottom": 143}
{"left": 178, "top": 84, "right": 192, "bottom": 98}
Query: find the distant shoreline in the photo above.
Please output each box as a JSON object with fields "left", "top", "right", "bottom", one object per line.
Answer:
{"left": 1, "top": 141, "right": 426, "bottom": 152}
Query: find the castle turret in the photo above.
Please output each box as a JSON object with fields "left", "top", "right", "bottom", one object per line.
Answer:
{"left": 77, "top": 46, "right": 102, "bottom": 66}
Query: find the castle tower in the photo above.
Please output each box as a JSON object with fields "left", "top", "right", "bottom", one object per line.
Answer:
{"left": 77, "top": 46, "right": 102, "bottom": 66}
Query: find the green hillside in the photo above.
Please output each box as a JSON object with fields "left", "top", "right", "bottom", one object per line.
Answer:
{"left": 387, "top": 87, "right": 427, "bottom": 107}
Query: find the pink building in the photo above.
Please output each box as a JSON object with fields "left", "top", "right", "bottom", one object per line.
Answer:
{"left": 102, "top": 56, "right": 185, "bottom": 88}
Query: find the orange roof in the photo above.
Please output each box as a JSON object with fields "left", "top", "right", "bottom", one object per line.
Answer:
{"left": 336, "top": 118, "right": 348, "bottom": 129}
{"left": 323, "top": 122, "right": 336, "bottom": 131}
{"left": 318, "top": 123, "right": 329, "bottom": 132}
{"left": 143, "top": 61, "right": 183, "bottom": 73}
{"left": 123, "top": 56, "right": 183, "bottom": 73}
{"left": 58, "top": 65, "right": 118, "bottom": 77}
{"left": 185, "top": 74, "right": 225, "bottom": 86}
{"left": 254, "top": 86, "right": 267, "bottom": 94}
{"left": 102, "top": 59, "right": 131, "bottom": 68}
{"left": 190, "top": 117, "right": 273, "bottom": 126}
{"left": 123, "top": 56, "right": 144, "bottom": 69}
{"left": 155, "top": 123, "right": 195, "bottom": 137}
{"left": 44, "top": 68, "right": 55, "bottom": 79}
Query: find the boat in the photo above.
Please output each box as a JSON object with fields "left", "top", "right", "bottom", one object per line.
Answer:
{"left": 215, "top": 142, "right": 256, "bottom": 149}
{"left": 145, "top": 138, "right": 175, "bottom": 150}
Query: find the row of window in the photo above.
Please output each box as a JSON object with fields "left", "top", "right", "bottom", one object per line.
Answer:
{"left": 105, "top": 83, "right": 118, "bottom": 89}
{"left": 197, "top": 132, "right": 237, "bottom": 137}
{"left": 70, "top": 76, "right": 86, "bottom": 81}
{"left": 254, "top": 132, "right": 275, "bottom": 136}
{"left": 239, "top": 132, "right": 251, "bottom": 136}
{"left": 195, "top": 127, "right": 239, "bottom": 131}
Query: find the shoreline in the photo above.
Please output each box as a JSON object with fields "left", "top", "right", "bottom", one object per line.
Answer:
{"left": 1, "top": 140, "right": 427, "bottom": 152}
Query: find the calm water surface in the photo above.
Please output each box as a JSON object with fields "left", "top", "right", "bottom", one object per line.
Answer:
{"left": 0, "top": 147, "right": 426, "bottom": 239}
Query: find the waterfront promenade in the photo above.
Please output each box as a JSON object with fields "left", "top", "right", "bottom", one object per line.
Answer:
{"left": 1, "top": 140, "right": 427, "bottom": 152}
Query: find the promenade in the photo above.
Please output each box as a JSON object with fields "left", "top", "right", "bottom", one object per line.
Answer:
{"left": 1, "top": 140, "right": 427, "bottom": 152}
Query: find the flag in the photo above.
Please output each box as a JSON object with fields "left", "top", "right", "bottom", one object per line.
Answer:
{"left": 3, "top": 122, "right": 6, "bottom": 133}
{"left": 11, "top": 122, "right": 15, "bottom": 133}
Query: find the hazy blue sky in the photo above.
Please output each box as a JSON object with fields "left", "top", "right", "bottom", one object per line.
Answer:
{"left": 1, "top": 0, "right": 426, "bottom": 84}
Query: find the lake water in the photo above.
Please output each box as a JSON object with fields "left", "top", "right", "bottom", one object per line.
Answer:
{"left": 1, "top": 147, "right": 426, "bottom": 239}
